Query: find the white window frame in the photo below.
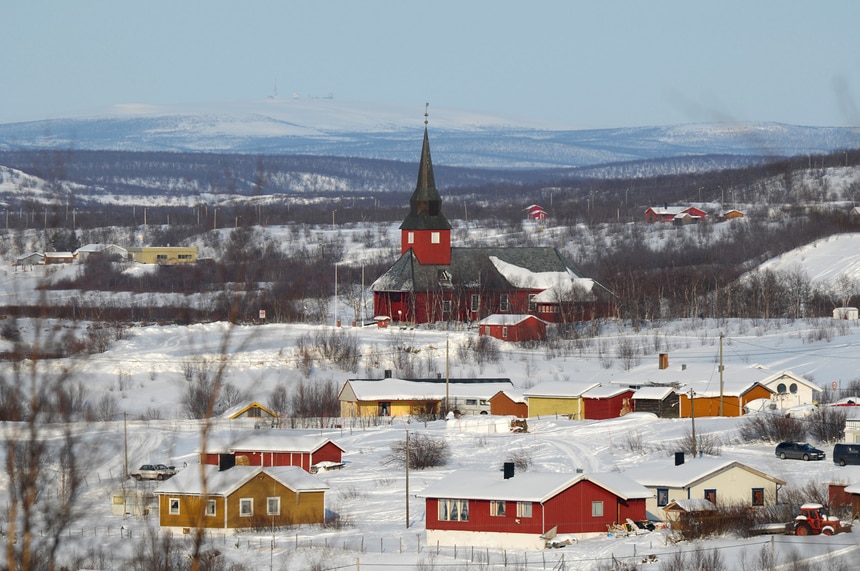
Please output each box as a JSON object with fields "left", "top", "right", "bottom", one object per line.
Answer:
{"left": 431, "top": 231, "right": 440, "bottom": 244}
{"left": 470, "top": 294, "right": 480, "bottom": 312}
{"left": 500, "top": 294, "right": 509, "bottom": 312}
{"left": 239, "top": 498, "right": 254, "bottom": 517}
{"left": 490, "top": 500, "right": 506, "bottom": 517}
{"left": 502, "top": 326, "right": 508, "bottom": 338}
{"left": 168, "top": 498, "right": 180, "bottom": 515}
{"left": 438, "top": 498, "right": 469, "bottom": 522}
{"left": 205, "top": 499, "right": 216, "bottom": 517}
{"left": 592, "top": 501, "right": 604, "bottom": 517}
{"left": 267, "top": 497, "right": 281, "bottom": 516}
{"left": 407, "top": 232, "right": 414, "bottom": 244}
{"left": 516, "top": 502, "right": 533, "bottom": 518}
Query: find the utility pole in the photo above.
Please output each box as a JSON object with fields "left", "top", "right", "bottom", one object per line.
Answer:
{"left": 445, "top": 336, "right": 450, "bottom": 414}
{"left": 689, "top": 389, "right": 697, "bottom": 457}
{"left": 405, "top": 431, "right": 410, "bottom": 529}
{"left": 719, "top": 333, "right": 725, "bottom": 416}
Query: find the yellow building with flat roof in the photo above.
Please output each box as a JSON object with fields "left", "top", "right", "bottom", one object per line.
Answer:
{"left": 127, "top": 247, "right": 197, "bottom": 264}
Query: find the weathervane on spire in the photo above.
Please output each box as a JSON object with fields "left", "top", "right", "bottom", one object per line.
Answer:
{"left": 424, "top": 102, "right": 429, "bottom": 126}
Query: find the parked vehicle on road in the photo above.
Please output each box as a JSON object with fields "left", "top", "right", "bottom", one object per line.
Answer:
{"left": 775, "top": 442, "right": 825, "bottom": 461}
{"left": 129, "top": 464, "right": 177, "bottom": 481}
{"left": 833, "top": 443, "right": 860, "bottom": 466}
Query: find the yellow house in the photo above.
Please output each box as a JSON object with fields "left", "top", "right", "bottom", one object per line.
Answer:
{"left": 156, "top": 465, "right": 327, "bottom": 530}
{"left": 523, "top": 382, "right": 599, "bottom": 419}
{"left": 127, "top": 246, "right": 197, "bottom": 264}
{"left": 338, "top": 377, "right": 513, "bottom": 419}
{"left": 634, "top": 457, "right": 785, "bottom": 522}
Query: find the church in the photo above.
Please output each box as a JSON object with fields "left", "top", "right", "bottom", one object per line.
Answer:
{"left": 371, "top": 116, "right": 615, "bottom": 326}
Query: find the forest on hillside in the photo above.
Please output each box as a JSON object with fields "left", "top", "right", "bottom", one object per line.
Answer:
{"left": 2, "top": 149, "right": 860, "bottom": 331}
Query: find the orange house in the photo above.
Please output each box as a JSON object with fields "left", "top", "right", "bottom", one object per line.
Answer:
{"left": 156, "top": 465, "right": 328, "bottom": 530}
{"left": 489, "top": 390, "right": 528, "bottom": 417}
{"left": 678, "top": 383, "right": 773, "bottom": 418}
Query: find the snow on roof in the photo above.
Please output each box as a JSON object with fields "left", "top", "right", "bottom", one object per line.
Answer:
{"left": 631, "top": 386, "right": 675, "bottom": 400}
{"left": 156, "top": 464, "right": 328, "bottom": 496}
{"left": 477, "top": 314, "right": 544, "bottom": 326}
{"left": 647, "top": 206, "right": 688, "bottom": 215}
{"left": 523, "top": 381, "right": 601, "bottom": 398}
{"left": 582, "top": 385, "right": 632, "bottom": 399}
{"left": 666, "top": 498, "right": 716, "bottom": 512}
{"left": 491, "top": 389, "right": 526, "bottom": 404}
{"left": 204, "top": 431, "right": 339, "bottom": 454}
{"left": 418, "top": 470, "right": 650, "bottom": 502}
{"left": 602, "top": 359, "right": 776, "bottom": 396}
{"left": 488, "top": 256, "right": 574, "bottom": 289}
{"left": 633, "top": 457, "right": 785, "bottom": 488}
{"left": 343, "top": 377, "right": 513, "bottom": 401}
{"left": 531, "top": 279, "right": 596, "bottom": 302}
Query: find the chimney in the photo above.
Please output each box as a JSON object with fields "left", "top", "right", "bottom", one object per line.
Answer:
{"left": 659, "top": 353, "right": 669, "bottom": 370}
{"left": 384, "top": 369, "right": 393, "bottom": 378}
{"left": 503, "top": 462, "right": 515, "bottom": 479}
{"left": 674, "top": 452, "right": 685, "bottom": 466}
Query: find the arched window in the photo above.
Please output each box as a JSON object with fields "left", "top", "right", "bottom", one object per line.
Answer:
{"left": 777, "top": 383, "right": 787, "bottom": 394}
{"left": 790, "top": 383, "right": 798, "bottom": 394}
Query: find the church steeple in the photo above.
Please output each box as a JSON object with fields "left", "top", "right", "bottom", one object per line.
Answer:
{"left": 399, "top": 104, "right": 452, "bottom": 265}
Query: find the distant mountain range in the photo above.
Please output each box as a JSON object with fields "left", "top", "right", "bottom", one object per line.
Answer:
{"left": 2, "top": 99, "right": 859, "bottom": 171}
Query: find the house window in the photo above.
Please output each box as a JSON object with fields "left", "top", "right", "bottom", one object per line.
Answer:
{"left": 656, "top": 488, "right": 669, "bottom": 507}
{"left": 502, "top": 326, "right": 508, "bottom": 338}
{"left": 752, "top": 488, "right": 764, "bottom": 507}
{"left": 431, "top": 232, "right": 440, "bottom": 244}
{"left": 789, "top": 383, "right": 798, "bottom": 394}
{"left": 777, "top": 383, "right": 787, "bottom": 394}
{"left": 592, "top": 501, "right": 604, "bottom": 517}
{"left": 500, "top": 294, "right": 509, "bottom": 312}
{"left": 156, "top": 254, "right": 168, "bottom": 261}
{"left": 470, "top": 294, "right": 480, "bottom": 312}
{"left": 267, "top": 497, "right": 281, "bottom": 516}
{"left": 240, "top": 498, "right": 254, "bottom": 517}
{"left": 516, "top": 502, "right": 533, "bottom": 518}
{"left": 407, "top": 232, "right": 414, "bottom": 244}
{"left": 438, "top": 499, "right": 469, "bottom": 521}
{"left": 490, "top": 500, "right": 506, "bottom": 517}
{"left": 205, "top": 499, "right": 216, "bottom": 517}
{"left": 704, "top": 489, "right": 717, "bottom": 505}
{"left": 528, "top": 294, "right": 536, "bottom": 312}
{"left": 168, "top": 498, "right": 180, "bottom": 515}
{"left": 178, "top": 254, "right": 192, "bottom": 260}
{"left": 442, "top": 300, "right": 451, "bottom": 313}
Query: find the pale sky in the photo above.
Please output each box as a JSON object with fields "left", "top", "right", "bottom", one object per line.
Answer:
{"left": 3, "top": 1, "right": 860, "bottom": 128}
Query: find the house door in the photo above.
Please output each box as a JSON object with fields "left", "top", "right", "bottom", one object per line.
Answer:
{"left": 704, "top": 489, "right": 717, "bottom": 506}
{"left": 378, "top": 402, "right": 391, "bottom": 416}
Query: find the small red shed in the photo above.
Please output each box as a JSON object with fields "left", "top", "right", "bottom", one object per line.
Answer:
{"left": 581, "top": 385, "right": 635, "bottom": 420}
{"left": 420, "top": 468, "right": 651, "bottom": 549}
{"left": 478, "top": 314, "right": 547, "bottom": 343}
{"left": 201, "top": 432, "right": 345, "bottom": 473}
{"left": 489, "top": 390, "right": 528, "bottom": 417}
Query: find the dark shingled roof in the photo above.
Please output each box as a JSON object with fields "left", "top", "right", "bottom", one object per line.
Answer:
{"left": 371, "top": 246, "right": 613, "bottom": 300}
{"left": 399, "top": 127, "right": 451, "bottom": 232}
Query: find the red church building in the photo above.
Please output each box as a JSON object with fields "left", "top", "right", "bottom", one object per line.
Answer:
{"left": 371, "top": 119, "right": 614, "bottom": 325}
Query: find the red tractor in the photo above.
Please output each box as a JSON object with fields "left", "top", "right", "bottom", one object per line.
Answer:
{"left": 792, "top": 503, "right": 852, "bottom": 536}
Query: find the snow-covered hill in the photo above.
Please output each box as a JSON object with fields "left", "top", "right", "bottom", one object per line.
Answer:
{"left": 2, "top": 99, "right": 860, "bottom": 168}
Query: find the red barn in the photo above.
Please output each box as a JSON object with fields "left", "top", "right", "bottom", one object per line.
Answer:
{"left": 200, "top": 432, "right": 344, "bottom": 473}
{"left": 371, "top": 121, "right": 614, "bottom": 325}
{"left": 478, "top": 314, "right": 547, "bottom": 342}
{"left": 420, "top": 467, "right": 651, "bottom": 549}
{"left": 581, "top": 385, "right": 635, "bottom": 420}
{"left": 525, "top": 204, "right": 547, "bottom": 221}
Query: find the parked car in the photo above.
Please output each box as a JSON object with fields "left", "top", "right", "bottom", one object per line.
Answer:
{"left": 775, "top": 442, "right": 826, "bottom": 461}
{"left": 833, "top": 443, "right": 860, "bottom": 466}
{"left": 129, "top": 463, "right": 177, "bottom": 481}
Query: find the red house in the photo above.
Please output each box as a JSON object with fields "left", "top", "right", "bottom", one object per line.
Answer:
{"left": 371, "top": 122, "right": 614, "bottom": 325}
{"left": 644, "top": 205, "right": 707, "bottom": 223}
{"left": 420, "top": 467, "right": 651, "bottom": 549}
{"left": 525, "top": 205, "right": 547, "bottom": 221}
{"left": 478, "top": 314, "right": 547, "bottom": 342}
{"left": 581, "top": 385, "right": 635, "bottom": 420}
{"left": 200, "top": 432, "right": 345, "bottom": 473}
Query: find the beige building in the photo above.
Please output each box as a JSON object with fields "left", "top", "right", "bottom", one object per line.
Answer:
{"left": 127, "top": 246, "right": 197, "bottom": 264}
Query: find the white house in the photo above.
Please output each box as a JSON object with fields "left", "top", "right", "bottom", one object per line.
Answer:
{"left": 632, "top": 456, "right": 786, "bottom": 521}
{"left": 759, "top": 370, "right": 822, "bottom": 409}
